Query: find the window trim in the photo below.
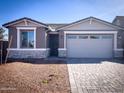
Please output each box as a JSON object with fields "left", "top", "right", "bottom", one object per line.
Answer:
{"left": 17, "top": 27, "right": 36, "bottom": 49}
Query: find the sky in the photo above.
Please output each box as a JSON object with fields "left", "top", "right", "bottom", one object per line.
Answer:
{"left": 0, "top": 0, "right": 124, "bottom": 39}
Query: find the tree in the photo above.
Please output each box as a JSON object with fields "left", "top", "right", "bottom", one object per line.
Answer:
{"left": 0, "top": 27, "right": 5, "bottom": 40}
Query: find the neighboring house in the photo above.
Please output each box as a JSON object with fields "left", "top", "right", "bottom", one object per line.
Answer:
{"left": 2, "top": 17, "right": 124, "bottom": 58}
{"left": 113, "top": 16, "right": 124, "bottom": 27}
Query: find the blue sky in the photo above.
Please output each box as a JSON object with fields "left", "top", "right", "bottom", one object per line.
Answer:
{"left": 0, "top": 0, "right": 124, "bottom": 39}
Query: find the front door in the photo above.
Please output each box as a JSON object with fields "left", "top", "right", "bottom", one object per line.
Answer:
{"left": 49, "top": 34, "right": 59, "bottom": 56}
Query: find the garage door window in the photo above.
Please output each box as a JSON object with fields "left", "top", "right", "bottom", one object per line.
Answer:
{"left": 90, "top": 35, "right": 100, "bottom": 39}
{"left": 102, "top": 35, "right": 112, "bottom": 39}
{"left": 67, "top": 35, "right": 77, "bottom": 39}
{"left": 79, "top": 35, "right": 88, "bottom": 39}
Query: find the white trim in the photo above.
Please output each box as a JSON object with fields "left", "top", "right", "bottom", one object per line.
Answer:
{"left": 64, "top": 31, "right": 118, "bottom": 50}
{"left": 90, "top": 17, "right": 92, "bottom": 24}
{"left": 17, "top": 28, "right": 20, "bottom": 48}
{"left": 114, "top": 48, "right": 124, "bottom": 51}
{"left": 17, "top": 27, "right": 36, "bottom": 49}
{"left": 34, "top": 28, "right": 36, "bottom": 48}
{"left": 58, "top": 48, "right": 67, "bottom": 50}
{"left": 64, "top": 31, "right": 117, "bottom": 34}
{"left": 114, "top": 32, "right": 117, "bottom": 50}
{"left": 7, "top": 48, "right": 50, "bottom": 51}
{"left": 64, "top": 32, "right": 66, "bottom": 48}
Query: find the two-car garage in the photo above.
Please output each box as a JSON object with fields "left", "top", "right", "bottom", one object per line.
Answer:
{"left": 58, "top": 17, "right": 123, "bottom": 58}
{"left": 67, "top": 34, "right": 113, "bottom": 58}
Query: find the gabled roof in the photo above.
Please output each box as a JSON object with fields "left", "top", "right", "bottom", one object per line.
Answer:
{"left": 57, "top": 16, "right": 124, "bottom": 30}
{"left": 3, "top": 17, "right": 48, "bottom": 28}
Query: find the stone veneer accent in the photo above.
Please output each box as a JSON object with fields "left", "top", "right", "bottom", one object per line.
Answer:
{"left": 58, "top": 49, "right": 67, "bottom": 57}
{"left": 8, "top": 49, "right": 49, "bottom": 58}
{"left": 58, "top": 49, "right": 123, "bottom": 58}
{"left": 8, "top": 49, "right": 123, "bottom": 58}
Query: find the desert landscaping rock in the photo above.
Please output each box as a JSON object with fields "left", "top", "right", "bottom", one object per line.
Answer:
{"left": 0, "top": 61, "right": 70, "bottom": 93}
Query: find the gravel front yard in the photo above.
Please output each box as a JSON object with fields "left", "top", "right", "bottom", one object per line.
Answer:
{"left": 0, "top": 60, "right": 70, "bottom": 93}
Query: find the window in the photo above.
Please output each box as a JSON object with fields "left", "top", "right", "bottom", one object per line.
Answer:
{"left": 67, "top": 35, "right": 77, "bottom": 39}
{"left": 20, "top": 31, "right": 34, "bottom": 48}
{"left": 79, "top": 35, "right": 88, "bottom": 39}
{"left": 90, "top": 35, "right": 99, "bottom": 39}
{"left": 102, "top": 35, "right": 113, "bottom": 39}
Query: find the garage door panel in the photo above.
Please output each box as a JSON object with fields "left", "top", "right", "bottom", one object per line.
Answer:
{"left": 67, "top": 35, "right": 113, "bottom": 58}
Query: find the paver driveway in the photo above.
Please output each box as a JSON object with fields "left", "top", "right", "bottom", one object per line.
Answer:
{"left": 67, "top": 58, "right": 124, "bottom": 93}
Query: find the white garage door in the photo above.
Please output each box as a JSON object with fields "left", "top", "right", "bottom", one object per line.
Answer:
{"left": 67, "top": 34, "right": 113, "bottom": 58}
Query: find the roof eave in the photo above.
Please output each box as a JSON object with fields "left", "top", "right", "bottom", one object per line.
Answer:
{"left": 2, "top": 17, "right": 48, "bottom": 28}
{"left": 57, "top": 16, "right": 124, "bottom": 30}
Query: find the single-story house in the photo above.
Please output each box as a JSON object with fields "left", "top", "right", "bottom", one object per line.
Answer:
{"left": 3, "top": 16, "right": 124, "bottom": 58}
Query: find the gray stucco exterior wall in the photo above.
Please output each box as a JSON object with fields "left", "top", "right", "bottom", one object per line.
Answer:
{"left": 59, "top": 31, "right": 64, "bottom": 48}
{"left": 8, "top": 26, "right": 17, "bottom": 48}
{"left": 117, "top": 30, "right": 124, "bottom": 49}
{"left": 36, "top": 27, "right": 46, "bottom": 48}
{"left": 8, "top": 26, "right": 47, "bottom": 49}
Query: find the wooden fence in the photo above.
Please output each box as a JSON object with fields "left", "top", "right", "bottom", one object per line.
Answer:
{"left": 0, "top": 41, "right": 8, "bottom": 61}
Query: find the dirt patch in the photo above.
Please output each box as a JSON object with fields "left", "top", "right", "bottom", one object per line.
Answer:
{"left": 0, "top": 60, "right": 70, "bottom": 93}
